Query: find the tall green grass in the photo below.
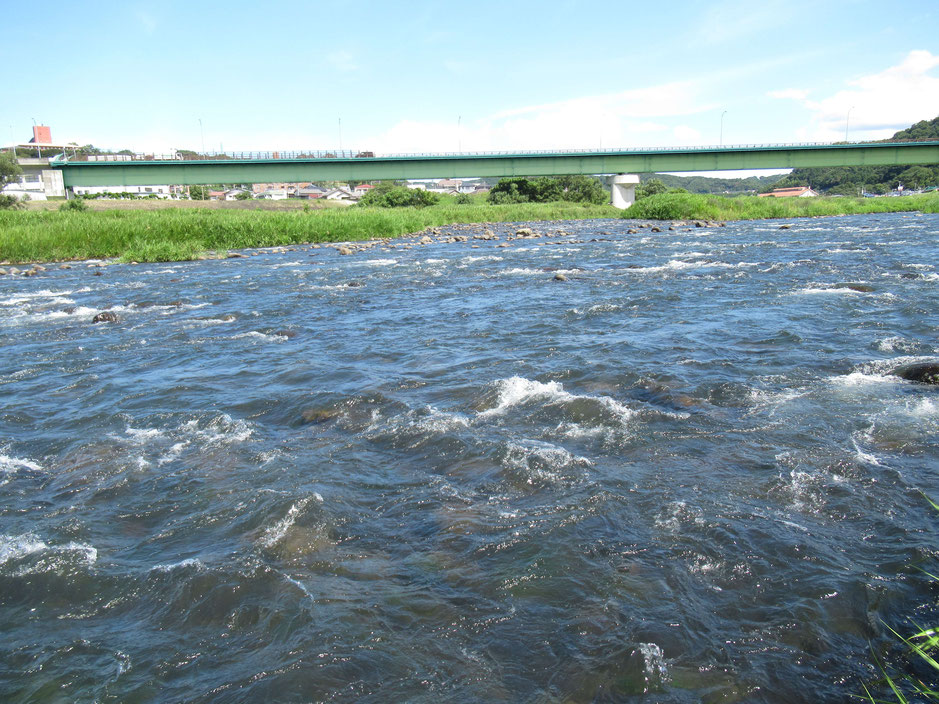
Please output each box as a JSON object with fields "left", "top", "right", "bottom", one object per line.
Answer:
{"left": 625, "top": 192, "right": 939, "bottom": 221}
{"left": 0, "top": 201, "right": 616, "bottom": 263}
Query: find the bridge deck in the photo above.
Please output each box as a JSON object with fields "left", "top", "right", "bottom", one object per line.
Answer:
{"left": 51, "top": 141, "right": 939, "bottom": 187}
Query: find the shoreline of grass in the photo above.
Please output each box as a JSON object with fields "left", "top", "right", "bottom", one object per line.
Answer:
{"left": 624, "top": 192, "right": 939, "bottom": 221}
{"left": 2, "top": 194, "right": 938, "bottom": 264}
{"left": 0, "top": 202, "right": 617, "bottom": 264}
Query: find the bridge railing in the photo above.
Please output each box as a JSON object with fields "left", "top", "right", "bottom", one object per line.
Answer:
{"left": 50, "top": 139, "right": 938, "bottom": 163}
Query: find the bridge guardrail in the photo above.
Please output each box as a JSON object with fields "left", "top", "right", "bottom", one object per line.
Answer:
{"left": 50, "top": 139, "right": 939, "bottom": 163}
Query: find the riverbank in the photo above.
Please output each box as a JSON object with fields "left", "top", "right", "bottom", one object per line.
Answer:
{"left": 626, "top": 191, "right": 939, "bottom": 220}
{"left": 2, "top": 193, "right": 939, "bottom": 264}
{"left": 0, "top": 202, "right": 616, "bottom": 264}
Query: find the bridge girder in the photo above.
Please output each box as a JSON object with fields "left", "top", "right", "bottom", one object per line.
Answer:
{"left": 52, "top": 142, "right": 939, "bottom": 187}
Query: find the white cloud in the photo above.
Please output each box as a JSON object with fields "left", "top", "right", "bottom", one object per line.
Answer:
{"left": 672, "top": 125, "right": 702, "bottom": 144}
{"left": 365, "top": 82, "right": 715, "bottom": 153}
{"left": 770, "top": 50, "right": 939, "bottom": 141}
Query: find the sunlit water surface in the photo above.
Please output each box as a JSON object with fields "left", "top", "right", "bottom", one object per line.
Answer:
{"left": 2, "top": 214, "right": 939, "bottom": 703}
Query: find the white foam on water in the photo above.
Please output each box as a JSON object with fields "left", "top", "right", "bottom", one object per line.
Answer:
{"left": 570, "top": 304, "right": 623, "bottom": 316}
{"left": 636, "top": 643, "right": 669, "bottom": 692}
{"left": 0, "top": 534, "right": 48, "bottom": 565}
{"left": 462, "top": 255, "right": 503, "bottom": 263}
{"left": 124, "top": 427, "right": 164, "bottom": 444}
{"left": 150, "top": 557, "right": 205, "bottom": 573}
{"left": 909, "top": 398, "right": 938, "bottom": 419}
{"left": 501, "top": 267, "right": 542, "bottom": 275}
{"left": 362, "top": 259, "right": 398, "bottom": 266}
{"left": 851, "top": 436, "right": 882, "bottom": 466}
{"left": 0, "top": 534, "right": 97, "bottom": 570}
{"left": 830, "top": 371, "right": 898, "bottom": 388}
{"left": 655, "top": 500, "right": 705, "bottom": 533}
{"left": 479, "top": 376, "right": 637, "bottom": 427}
{"left": 259, "top": 494, "right": 323, "bottom": 549}
{"left": 791, "top": 286, "right": 867, "bottom": 296}
{"left": 231, "top": 331, "right": 288, "bottom": 343}
{"left": 479, "top": 377, "right": 571, "bottom": 418}
{"left": 617, "top": 259, "right": 748, "bottom": 274}
{"left": 425, "top": 258, "right": 449, "bottom": 264}
{"left": 502, "top": 440, "right": 592, "bottom": 484}
{"left": 183, "top": 414, "right": 253, "bottom": 446}
{"left": 875, "top": 336, "right": 923, "bottom": 353}
{"left": 0, "top": 453, "right": 43, "bottom": 487}
{"left": 158, "top": 441, "right": 189, "bottom": 465}
{"left": 0, "top": 289, "right": 79, "bottom": 306}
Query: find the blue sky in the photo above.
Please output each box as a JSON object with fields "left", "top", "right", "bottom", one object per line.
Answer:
{"left": 3, "top": 0, "right": 938, "bottom": 158}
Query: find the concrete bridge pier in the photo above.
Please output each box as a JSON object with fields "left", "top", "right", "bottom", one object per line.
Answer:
{"left": 610, "top": 174, "right": 640, "bottom": 209}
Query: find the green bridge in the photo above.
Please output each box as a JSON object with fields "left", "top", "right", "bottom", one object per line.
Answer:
{"left": 51, "top": 141, "right": 939, "bottom": 189}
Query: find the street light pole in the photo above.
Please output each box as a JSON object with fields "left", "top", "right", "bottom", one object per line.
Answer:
{"left": 198, "top": 118, "right": 205, "bottom": 155}
{"left": 720, "top": 110, "right": 727, "bottom": 146}
{"left": 457, "top": 115, "right": 461, "bottom": 153}
{"left": 845, "top": 106, "right": 855, "bottom": 142}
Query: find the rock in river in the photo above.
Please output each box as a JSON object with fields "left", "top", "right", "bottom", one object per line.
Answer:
{"left": 894, "top": 362, "right": 939, "bottom": 385}
{"left": 93, "top": 311, "right": 119, "bottom": 324}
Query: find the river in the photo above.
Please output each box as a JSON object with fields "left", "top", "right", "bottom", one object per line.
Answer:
{"left": 2, "top": 213, "right": 938, "bottom": 702}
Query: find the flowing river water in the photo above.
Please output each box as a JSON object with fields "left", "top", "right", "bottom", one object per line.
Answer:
{"left": 1, "top": 214, "right": 938, "bottom": 703}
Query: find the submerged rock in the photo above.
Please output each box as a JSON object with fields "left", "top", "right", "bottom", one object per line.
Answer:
{"left": 554, "top": 273, "right": 568, "bottom": 282}
{"left": 92, "top": 311, "right": 119, "bottom": 324}
{"left": 894, "top": 362, "right": 939, "bottom": 385}
{"left": 301, "top": 408, "right": 340, "bottom": 425}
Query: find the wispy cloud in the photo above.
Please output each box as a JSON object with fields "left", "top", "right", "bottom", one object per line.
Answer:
{"left": 770, "top": 50, "right": 939, "bottom": 140}
{"left": 326, "top": 50, "right": 357, "bottom": 73}
{"left": 365, "top": 81, "right": 715, "bottom": 153}
{"left": 696, "top": 0, "right": 793, "bottom": 45}
{"left": 136, "top": 9, "right": 157, "bottom": 34}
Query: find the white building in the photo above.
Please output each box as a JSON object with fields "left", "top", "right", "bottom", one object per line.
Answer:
{"left": 72, "top": 184, "right": 173, "bottom": 198}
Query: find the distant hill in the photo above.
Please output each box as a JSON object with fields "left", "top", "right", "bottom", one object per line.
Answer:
{"left": 639, "top": 172, "right": 786, "bottom": 194}
{"left": 768, "top": 115, "right": 939, "bottom": 194}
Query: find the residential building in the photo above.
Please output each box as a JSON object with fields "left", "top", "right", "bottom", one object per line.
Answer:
{"left": 758, "top": 187, "right": 819, "bottom": 198}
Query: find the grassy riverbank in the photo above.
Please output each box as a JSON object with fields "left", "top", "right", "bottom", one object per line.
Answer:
{"left": 4, "top": 193, "right": 939, "bottom": 264}
{"left": 0, "top": 201, "right": 616, "bottom": 263}
{"left": 625, "top": 192, "right": 939, "bottom": 221}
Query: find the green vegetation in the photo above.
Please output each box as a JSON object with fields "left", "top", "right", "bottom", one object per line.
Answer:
{"left": 624, "top": 191, "right": 939, "bottom": 221}
{"left": 357, "top": 183, "right": 440, "bottom": 207}
{"left": 0, "top": 152, "right": 23, "bottom": 209}
{"left": 772, "top": 115, "right": 939, "bottom": 194}
{"left": 639, "top": 172, "right": 786, "bottom": 195}
{"left": 188, "top": 185, "right": 210, "bottom": 200}
{"left": 59, "top": 198, "right": 88, "bottom": 212}
{"left": 862, "top": 494, "right": 939, "bottom": 703}
{"left": 0, "top": 201, "right": 616, "bottom": 263}
{"left": 488, "top": 175, "right": 607, "bottom": 205}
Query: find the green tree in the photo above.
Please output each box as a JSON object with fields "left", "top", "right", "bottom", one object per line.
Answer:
{"left": 487, "top": 177, "right": 540, "bottom": 204}
{"left": 636, "top": 178, "right": 669, "bottom": 200}
{"left": 358, "top": 183, "right": 439, "bottom": 207}
{"left": 234, "top": 190, "right": 254, "bottom": 200}
{"left": 0, "top": 152, "right": 24, "bottom": 209}
{"left": 189, "top": 185, "right": 210, "bottom": 200}
{"left": 554, "top": 175, "right": 608, "bottom": 204}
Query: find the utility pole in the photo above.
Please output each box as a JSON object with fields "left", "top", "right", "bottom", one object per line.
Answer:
{"left": 720, "top": 110, "right": 728, "bottom": 146}
{"left": 198, "top": 118, "right": 205, "bottom": 155}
